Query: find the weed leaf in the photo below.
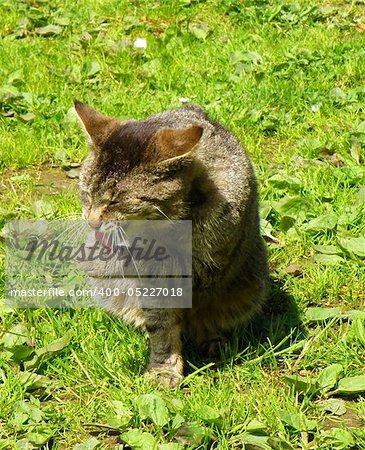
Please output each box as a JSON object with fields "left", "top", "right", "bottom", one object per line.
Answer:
{"left": 36, "top": 25, "right": 63, "bottom": 36}
{"left": 305, "top": 213, "right": 337, "bottom": 231}
{"left": 335, "top": 375, "right": 365, "bottom": 396}
{"left": 25, "top": 330, "right": 73, "bottom": 369}
{"left": 277, "top": 410, "right": 316, "bottom": 431}
{"left": 318, "top": 399, "right": 347, "bottom": 416}
{"left": 305, "top": 307, "right": 341, "bottom": 322}
{"left": 283, "top": 374, "right": 318, "bottom": 394}
{"left": 316, "top": 428, "right": 354, "bottom": 449}
{"left": 337, "top": 237, "right": 365, "bottom": 258}
{"left": 174, "top": 422, "right": 210, "bottom": 446}
{"left": 135, "top": 393, "right": 170, "bottom": 427}
{"left": 73, "top": 437, "right": 101, "bottom": 449}
{"left": 317, "top": 364, "right": 343, "bottom": 391}
{"left": 121, "top": 429, "right": 157, "bottom": 450}
{"left": 196, "top": 405, "right": 222, "bottom": 426}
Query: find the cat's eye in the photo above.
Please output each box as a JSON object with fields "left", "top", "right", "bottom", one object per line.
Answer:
{"left": 108, "top": 200, "right": 119, "bottom": 206}
{"left": 139, "top": 196, "right": 161, "bottom": 203}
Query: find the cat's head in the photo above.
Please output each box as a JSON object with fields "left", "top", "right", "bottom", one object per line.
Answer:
{"left": 74, "top": 101, "right": 203, "bottom": 225}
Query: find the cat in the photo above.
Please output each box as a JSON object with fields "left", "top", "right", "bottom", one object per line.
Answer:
{"left": 74, "top": 101, "right": 269, "bottom": 388}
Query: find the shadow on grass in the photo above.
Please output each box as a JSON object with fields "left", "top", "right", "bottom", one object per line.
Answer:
{"left": 184, "top": 276, "right": 306, "bottom": 374}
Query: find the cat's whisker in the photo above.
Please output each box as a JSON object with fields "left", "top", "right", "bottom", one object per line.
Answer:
{"left": 152, "top": 205, "right": 172, "bottom": 221}
{"left": 52, "top": 220, "right": 84, "bottom": 244}
{"left": 116, "top": 226, "right": 141, "bottom": 280}
{"left": 110, "top": 229, "right": 125, "bottom": 280}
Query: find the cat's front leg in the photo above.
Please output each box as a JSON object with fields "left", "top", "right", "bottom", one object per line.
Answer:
{"left": 144, "top": 309, "right": 183, "bottom": 388}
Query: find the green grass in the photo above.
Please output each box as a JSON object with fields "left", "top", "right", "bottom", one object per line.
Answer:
{"left": 1, "top": 0, "right": 365, "bottom": 448}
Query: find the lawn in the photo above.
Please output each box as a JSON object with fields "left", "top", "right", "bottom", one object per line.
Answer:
{"left": 1, "top": 0, "right": 365, "bottom": 448}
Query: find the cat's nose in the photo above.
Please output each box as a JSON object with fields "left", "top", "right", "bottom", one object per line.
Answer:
{"left": 88, "top": 220, "right": 102, "bottom": 230}
{"left": 86, "top": 210, "right": 103, "bottom": 229}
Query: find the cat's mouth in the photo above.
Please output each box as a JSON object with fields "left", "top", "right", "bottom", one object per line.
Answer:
{"left": 95, "top": 231, "right": 112, "bottom": 249}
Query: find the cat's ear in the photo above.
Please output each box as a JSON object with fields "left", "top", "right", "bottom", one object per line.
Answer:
{"left": 74, "top": 101, "right": 115, "bottom": 146}
{"left": 155, "top": 125, "right": 203, "bottom": 163}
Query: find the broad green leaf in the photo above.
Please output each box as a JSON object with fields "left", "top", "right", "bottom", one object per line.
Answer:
{"left": 15, "top": 439, "right": 34, "bottom": 449}
{"left": 36, "top": 25, "right": 63, "bottom": 36}
{"left": 268, "top": 437, "right": 296, "bottom": 449}
{"left": 36, "top": 331, "right": 73, "bottom": 356}
{"left": 344, "top": 310, "right": 365, "bottom": 321}
{"left": 355, "top": 186, "right": 365, "bottom": 205}
{"left": 316, "top": 428, "right": 354, "bottom": 449}
{"left": 188, "top": 23, "right": 209, "bottom": 40}
{"left": 345, "top": 315, "right": 365, "bottom": 344}
{"left": 336, "top": 375, "right": 365, "bottom": 395}
{"left": 273, "top": 196, "right": 309, "bottom": 219}
{"left": 305, "top": 213, "right": 337, "bottom": 231}
{"left": 239, "top": 433, "right": 295, "bottom": 450}
{"left": 305, "top": 307, "right": 341, "bottom": 323}
{"left": 158, "top": 444, "right": 184, "bottom": 450}
{"left": 19, "top": 112, "right": 35, "bottom": 123}
{"left": 73, "top": 437, "right": 100, "bottom": 449}
{"left": 174, "top": 422, "right": 210, "bottom": 446}
{"left": 25, "top": 330, "right": 73, "bottom": 369}
{"left": 7, "top": 69, "right": 24, "bottom": 85}
{"left": 318, "top": 398, "right": 346, "bottom": 416}
{"left": 230, "top": 51, "right": 246, "bottom": 65}
{"left": 84, "top": 61, "right": 101, "bottom": 78}
{"left": 0, "top": 323, "right": 27, "bottom": 348}
{"left": 356, "top": 121, "right": 365, "bottom": 133}
{"left": 313, "top": 254, "right": 344, "bottom": 265}
{"left": 54, "top": 17, "right": 70, "bottom": 26}
{"left": 26, "top": 426, "right": 54, "bottom": 445}
{"left": 277, "top": 410, "right": 316, "bottom": 431}
{"left": 350, "top": 137, "right": 362, "bottom": 164}
{"left": 64, "top": 168, "right": 80, "bottom": 179}
{"left": 267, "top": 174, "right": 301, "bottom": 191}
{"left": 122, "top": 15, "right": 139, "bottom": 30}
{"left": 12, "top": 399, "right": 43, "bottom": 426}
{"left": 329, "top": 87, "right": 345, "bottom": 101}
{"left": 142, "top": 58, "right": 162, "bottom": 77}
{"left": 10, "top": 174, "right": 32, "bottom": 183}
{"left": 337, "top": 237, "right": 365, "bottom": 258}
{"left": 313, "top": 245, "right": 340, "bottom": 255}
{"left": 282, "top": 374, "right": 318, "bottom": 394}
{"left": 111, "top": 400, "right": 132, "bottom": 416}
{"left": 135, "top": 393, "right": 170, "bottom": 427}
{"left": 244, "top": 51, "right": 263, "bottom": 64}
{"left": 240, "top": 434, "right": 271, "bottom": 449}
{"left": 31, "top": 200, "right": 55, "bottom": 218}
{"left": 165, "top": 398, "right": 184, "bottom": 412}
{"left": 279, "top": 216, "right": 296, "bottom": 232}
{"left": 317, "top": 364, "right": 343, "bottom": 391}
{"left": 17, "top": 371, "right": 53, "bottom": 391}
{"left": 10, "top": 345, "right": 35, "bottom": 364}
{"left": 105, "top": 400, "right": 133, "bottom": 428}
{"left": 246, "top": 419, "right": 267, "bottom": 435}
{"left": 351, "top": 319, "right": 365, "bottom": 345}
{"left": 171, "top": 413, "right": 185, "bottom": 430}
{"left": 338, "top": 206, "right": 361, "bottom": 228}
{"left": 121, "top": 430, "right": 157, "bottom": 450}
{"left": 331, "top": 166, "right": 365, "bottom": 185}
{"left": 196, "top": 405, "right": 222, "bottom": 426}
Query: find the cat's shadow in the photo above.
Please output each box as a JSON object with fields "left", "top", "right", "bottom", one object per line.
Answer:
{"left": 183, "top": 276, "right": 305, "bottom": 376}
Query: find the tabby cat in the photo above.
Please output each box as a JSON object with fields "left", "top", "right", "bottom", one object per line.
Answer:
{"left": 74, "top": 101, "right": 268, "bottom": 387}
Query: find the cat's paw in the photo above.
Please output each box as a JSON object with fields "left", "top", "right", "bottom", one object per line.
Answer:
{"left": 145, "top": 367, "right": 183, "bottom": 389}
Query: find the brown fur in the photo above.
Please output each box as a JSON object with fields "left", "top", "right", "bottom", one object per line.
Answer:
{"left": 75, "top": 101, "right": 269, "bottom": 387}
